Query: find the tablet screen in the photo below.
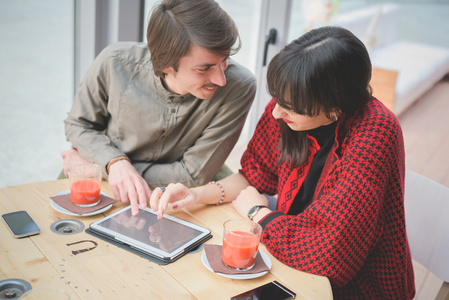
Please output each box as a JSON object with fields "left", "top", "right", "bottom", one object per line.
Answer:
{"left": 90, "top": 206, "right": 209, "bottom": 258}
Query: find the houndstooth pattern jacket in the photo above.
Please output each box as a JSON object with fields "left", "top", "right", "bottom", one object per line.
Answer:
{"left": 240, "top": 97, "right": 415, "bottom": 299}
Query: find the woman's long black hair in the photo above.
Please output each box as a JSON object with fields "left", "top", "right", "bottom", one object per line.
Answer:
{"left": 267, "top": 26, "right": 373, "bottom": 168}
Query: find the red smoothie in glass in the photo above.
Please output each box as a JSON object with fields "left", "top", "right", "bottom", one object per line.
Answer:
{"left": 222, "top": 230, "right": 259, "bottom": 269}
{"left": 70, "top": 180, "right": 101, "bottom": 206}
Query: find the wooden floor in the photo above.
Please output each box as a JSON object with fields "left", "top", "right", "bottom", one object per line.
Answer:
{"left": 399, "top": 77, "right": 449, "bottom": 300}
{"left": 225, "top": 76, "right": 449, "bottom": 299}
{"left": 399, "top": 76, "right": 449, "bottom": 188}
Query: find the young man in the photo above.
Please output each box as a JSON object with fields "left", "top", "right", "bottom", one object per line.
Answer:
{"left": 62, "top": 0, "right": 256, "bottom": 215}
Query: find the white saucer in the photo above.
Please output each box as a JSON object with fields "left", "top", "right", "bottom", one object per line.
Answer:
{"left": 201, "top": 250, "right": 271, "bottom": 280}
{"left": 50, "top": 190, "right": 113, "bottom": 217}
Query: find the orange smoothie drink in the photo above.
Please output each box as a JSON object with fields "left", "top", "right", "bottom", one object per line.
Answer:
{"left": 68, "top": 164, "right": 102, "bottom": 207}
{"left": 222, "top": 219, "right": 262, "bottom": 271}
{"left": 70, "top": 180, "right": 101, "bottom": 206}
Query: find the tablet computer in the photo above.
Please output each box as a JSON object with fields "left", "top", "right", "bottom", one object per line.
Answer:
{"left": 89, "top": 206, "right": 212, "bottom": 263}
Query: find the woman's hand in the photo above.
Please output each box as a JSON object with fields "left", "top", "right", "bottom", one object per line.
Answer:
{"left": 232, "top": 186, "right": 269, "bottom": 218}
{"left": 149, "top": 183, "right": 200, "bottom": 220}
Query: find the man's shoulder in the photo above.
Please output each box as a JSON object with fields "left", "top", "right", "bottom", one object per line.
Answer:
{"left": 101, "top": 42, "right": 151, "bottom": 64}
{"left": 209, "top": 59, "right": 256, "bottom": 105}
{"left": 226, "top": 58, "right": 256, "bottom": 87}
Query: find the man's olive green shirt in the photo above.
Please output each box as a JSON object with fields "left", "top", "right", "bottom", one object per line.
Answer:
{"left": 65, "top": 42, "right": 256, "bottom": 188}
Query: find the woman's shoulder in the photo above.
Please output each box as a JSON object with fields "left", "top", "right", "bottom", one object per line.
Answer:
{"left": 256, "top": 98, "right": 279, "bottom": 130}
{"left": 345, "top": 97, "right": 402, "bottom": 139}
{"left": 343, "top": 97, "right": 403, "bottom": 149}
{"left": 249, "top": 98, "right": 280, "bottom": 149}
{"left": 362, "top": 98, "right": 400, "bottom": 127}
{"left": 266, "top": 98, "right": 277, "bottom": 110}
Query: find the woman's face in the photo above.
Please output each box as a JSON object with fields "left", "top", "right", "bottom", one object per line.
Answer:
{"left": 272, "top": 102, "right": 335, "bottom": 131}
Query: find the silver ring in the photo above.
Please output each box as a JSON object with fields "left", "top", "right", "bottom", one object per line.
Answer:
{"left": 156, "top": 186, "right": 166, "bottom": 193}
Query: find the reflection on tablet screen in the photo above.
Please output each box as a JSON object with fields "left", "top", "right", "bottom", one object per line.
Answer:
{"left": 97, "top": 209, "right": 203, "bottom": 253}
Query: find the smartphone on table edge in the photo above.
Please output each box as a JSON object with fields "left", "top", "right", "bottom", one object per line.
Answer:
{"left": 231, "top": 280, "right": 296, "bottom": 300}
{"left": 2, "top": 210, "right": 40, "bottom": 238}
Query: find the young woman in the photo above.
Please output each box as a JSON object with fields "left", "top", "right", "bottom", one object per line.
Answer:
{"left": 150, "top": 26, "right": 415, "bottom": 299}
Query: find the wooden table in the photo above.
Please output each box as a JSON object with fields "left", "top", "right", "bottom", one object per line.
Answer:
{"left": 0, "top": 180, "right": 333, "bottom": 299}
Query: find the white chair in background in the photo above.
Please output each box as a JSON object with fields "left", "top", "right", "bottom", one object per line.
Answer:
{"left": 405, "top": 170, "right": 449, "bottom": 300}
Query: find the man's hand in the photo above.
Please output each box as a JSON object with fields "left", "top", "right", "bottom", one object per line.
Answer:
{"left": 108, "top": 160, "right": 152, "bottom": 216}
{"left": 61, "top": 148, "right": 89, "bottom": 177}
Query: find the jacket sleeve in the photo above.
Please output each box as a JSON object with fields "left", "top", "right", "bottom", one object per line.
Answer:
{"left": 64, "top": 45, "right": 126, "bottom": 173}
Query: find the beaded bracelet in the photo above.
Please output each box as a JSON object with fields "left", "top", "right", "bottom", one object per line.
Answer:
{"left": 208, "top": 181, "right": 225, "bottom": 205}
{"left": 106, "top": 156, "right": 131, "bottom": 174}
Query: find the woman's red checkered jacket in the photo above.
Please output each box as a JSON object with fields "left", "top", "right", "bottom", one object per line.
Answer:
{"left": 240, "top": 97, "right": 415, "bottom": 299}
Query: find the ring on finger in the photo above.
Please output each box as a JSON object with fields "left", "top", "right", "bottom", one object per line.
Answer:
{"left": 156, "top": 186, "right": 166, "bottom": 193}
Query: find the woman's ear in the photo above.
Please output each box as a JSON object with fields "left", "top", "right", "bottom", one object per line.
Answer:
{"left": 332, "top": 109, "right": 341, "bottom": 121}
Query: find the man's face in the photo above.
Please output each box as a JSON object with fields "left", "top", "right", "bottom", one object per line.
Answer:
{"left": 162, "top": 44, "right": 229, "bottom": 99}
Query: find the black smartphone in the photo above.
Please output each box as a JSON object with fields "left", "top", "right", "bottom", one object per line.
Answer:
{"left": 2, "top": 210, "right": 40, "bottom": 238}
{"left": 231, "top": 281, "right": 296, "bottom": 300}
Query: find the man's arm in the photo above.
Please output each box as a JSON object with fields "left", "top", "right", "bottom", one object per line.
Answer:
{"left": 64, "top": 44, "right": 152, "bottom": 215}
{"left": 64, "top": 46, "right": 127, "bottom": 173}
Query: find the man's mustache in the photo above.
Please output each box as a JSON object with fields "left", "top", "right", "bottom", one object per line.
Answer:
{"left": 201, "top": 83, "right": 218, "bottom": 89}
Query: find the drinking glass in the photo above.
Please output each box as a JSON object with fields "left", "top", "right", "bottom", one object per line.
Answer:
{"left": 222, "top": 219, "right": 262, "bottom": 271}
{"left": 68, "top": 163, "right": 102, "bottom": 207}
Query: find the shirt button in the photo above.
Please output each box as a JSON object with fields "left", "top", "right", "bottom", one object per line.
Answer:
{"left": 171, "top": 108, "right": 176, "bottom": 113}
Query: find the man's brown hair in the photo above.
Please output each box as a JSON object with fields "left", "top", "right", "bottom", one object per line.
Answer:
{"left": 147, "top": 0, "right": 241, "bottom": 78}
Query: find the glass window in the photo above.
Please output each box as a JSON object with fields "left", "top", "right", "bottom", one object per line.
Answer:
{"left": 216, "top": 0, "right": 261, "bottom": 74}
{"left": 288, "top": 0, "right": 449, "bottom": 48}
{"left": 0, "top": 0, "right": 73, "bottom": 187}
